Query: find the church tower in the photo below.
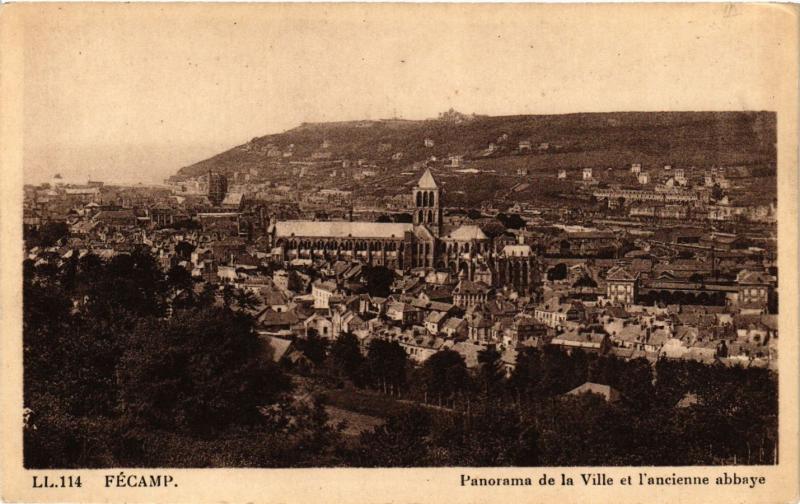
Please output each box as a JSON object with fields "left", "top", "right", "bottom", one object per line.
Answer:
{"left": 412, "top": 168, "right": 442, "bottom": 236}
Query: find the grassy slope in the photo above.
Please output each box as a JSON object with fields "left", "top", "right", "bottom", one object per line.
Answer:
{"left": 177, "top": 111, "right": 776, "bottom": 178}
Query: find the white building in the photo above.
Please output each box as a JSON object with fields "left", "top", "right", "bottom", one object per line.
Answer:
{"left": 312, "top": 281, "right": 337, "bottom": 309}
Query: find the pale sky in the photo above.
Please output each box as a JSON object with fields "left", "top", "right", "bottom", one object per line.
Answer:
{"left": 19, "top": 3, "right": 789, "bottom": 185}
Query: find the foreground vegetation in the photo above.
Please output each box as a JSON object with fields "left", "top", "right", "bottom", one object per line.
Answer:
{"left": 24, "top": 247, "right": 777, "bottom": 467}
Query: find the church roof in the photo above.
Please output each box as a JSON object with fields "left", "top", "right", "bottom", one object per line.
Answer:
{"left": 444, "top": 224, "right": 487, "bottom": 241}
{"left": 275, "top": 220, "right": 412, "bottom": 239}
{"left": 417, "top": 168, "right": 439, "bottom": 189}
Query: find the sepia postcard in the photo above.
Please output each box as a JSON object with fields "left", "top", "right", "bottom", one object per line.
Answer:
{"left": 0, "top": 3, "right": 798, "bottom": 503}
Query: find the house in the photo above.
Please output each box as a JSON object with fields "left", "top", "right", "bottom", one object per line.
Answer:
{"left": 582, "top": 168, "right": 593, "bottom": 181}
{"left": 399, "top": 334, "right": 447, "bottom": 364}
{"left": 450, "top": 340, "right": 484, "bottom": 368}
{"left": 312, "top": 280, "right": 338, "bottom": 309}
{"left": 221, "top": 192, "right": 244, "bottom": 209}
{"left": 502, "top": 317, "right": 546, "bottom": 346}
{"left": 464, "top": 309, "right": 492, "bottom": 343}
{"left": 533, "top": 298, "right": 584, "bottom": 329}
{"left": 565, "top": 382, "right": 621, "bottom": 403}
{"left": 682, "top": 343, "right": 718, "bottom": 364}
{"left": 386, "top": 301, "right": 419, "bottom": 326}
{"left": 332, "top": 308, "right": 367, "bottom": 338}
{"left": 441, "top": 317, "right": 467, "bottom": 339}
{"left": 424, "top": 311, "right": 448, "bottom": 335}
{"left": 605, "top": 266, "right": 639, "bottom": 305}
{"left": 257, "top": 308, "right": 299, "bottom": 336}
{"left": 304, "top": 313, "right": 334, "bottom": 339}
{"left": 452, "top": 279, "right": 491, "bottom": 308}
{"left": 736, "top": 270, "right": 771, "bottom": 311}
{"left": 93, "top": 209, "right": 137, "bottom": 228}
{"left": 551, "top": 327, "right": 610, "bottom": 354}
{"left": 258, "top": 334, "right": 293, "bottom": 362}
{"left": 447, "top": 155, "right": 464, "bottom": 168}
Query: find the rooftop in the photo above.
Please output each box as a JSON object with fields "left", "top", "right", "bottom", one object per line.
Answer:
{"left": 275, "top": 220, "right": 413, "bottom": 239}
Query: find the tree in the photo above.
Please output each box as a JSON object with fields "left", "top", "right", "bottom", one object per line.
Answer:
{"left": 547, "top": 263, "right": 568, "bottom": 281}
{"left": 572, "top": 274, "right": 598, "bottom": 288}
{"left": 233, "top": 288, "right": 259, "bottom": 312}
{"left": 117, "top": 308, "right": 291, "bottom": 435}
{"left": 38, "top": 221, "right": 70, "bottom": 247}
{"left": 295, "top": 329, "right": 329, "bottom": 368}
{"left": 174, "top": 240, "right": 195, "bottom": 260}
{"left": 166, "top": 264, "right": 193, "bottom": 292}
{"left": 23, "top": 246, "right": 341, "bottom": 468}
{"left": 496, "top": 212, "right": 526, "bottom": 230}
{"left": 365, "top": 339, "right": 408, "bottom": 395}
{"left": 711, "top": 183, "right": 724, "bottom": 201}
{"left": 476, "top": 346, "right": 504, "bottom": 395}
{"left": 363, "top": 265, "right": 394, "bottom": 298}
{"left": 466, "top": 208, "right": 483, "bottom": 220}
{"left": 459, "top": 399, "right": 540, "bottom": 466}
{"left": 477, "top": 218, "right": 506, "bottom": 239}
{"left": 508, "top": 347, "right": 542, "bottom": 398}
{"left": 538, "top": 346, "right": 575, "bottom": 396}
{"left": 355, "top": 407, "right": 432, "bottom": 466}
{"left": 24, "top": 272, "right": 129, "bottom": 467}
{"left": 85, "top": 248, "right": 167, "bottom": 319}
{"left": 197, "top": 282, "right": 218, "bottom": 308}
{"left": 330, "top": 333, "right": 365, "bottom": 384}
{"left": 421, "top": 349, "right": 469, "bottom": 406}
{"left": 221, "top": 284, "right": 236, "bottom": 309}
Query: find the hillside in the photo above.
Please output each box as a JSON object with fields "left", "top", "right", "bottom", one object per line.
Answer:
{"left": 175, "top": 111, "right": 776, "bottom": 200}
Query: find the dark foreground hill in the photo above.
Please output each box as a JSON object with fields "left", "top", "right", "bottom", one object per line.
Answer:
{"left": 175, "top": 111, "right": 776, "bottom": 182}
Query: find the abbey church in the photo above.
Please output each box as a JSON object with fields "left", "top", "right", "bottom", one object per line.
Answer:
{"left": 268, "top": 169, "right": 538, "bottom": 292}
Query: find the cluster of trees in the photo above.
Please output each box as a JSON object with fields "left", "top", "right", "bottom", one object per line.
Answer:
{"left": 304, "top": 332, "right": 777, "bottom": 466}
{"left": 297, "top": 332, "right": 408, "bottom": 395}
{"left": 23, "top": 221, "right": 70, "bottom": 248}
{"left": 23, "top": 248, "right": 342, "bottom": 468}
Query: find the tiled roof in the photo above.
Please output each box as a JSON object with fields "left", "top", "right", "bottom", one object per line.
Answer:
{"left": 276, "top": 220, "right": 412, "bottom": 239}
{"left": 737, "top": 270, "right": 771, "bottom": 285}
{"left": 566, "top": 382, "right": 621, "bottom": 402}
{"left": 454, "top": 279, "right": 491, "bottom": 295}
{"left": 606, "top": 265, "right": 637, "bottom": 282}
